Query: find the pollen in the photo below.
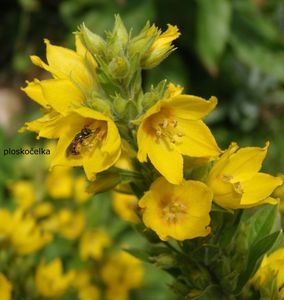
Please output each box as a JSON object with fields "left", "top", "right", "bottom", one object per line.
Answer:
{"left": 153, "top": 114, "right": 184, "bottom": 147}
{"left": 233, "top": 181, "right": 243, "bottom": 193}
{"left": 161, "top": 196, "right": 188, "bottom": 224}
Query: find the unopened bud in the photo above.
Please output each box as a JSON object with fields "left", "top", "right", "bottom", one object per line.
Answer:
{"left": 108, "top": 56, "right": 130, "bottom": 79}
{"left": 113, "top": 15, "right": 128, "bottom": 47}
{"left": 113, "top": 95, "right": 127, "bottom": 116}
{"left": 79, "top": 24, "right": 106, "bottom": 57}
{"left": 150, "top": 253, "right": 176, "bottom": 268}
{"left": 86, "top": 173, "right": 121, "bottom": 195}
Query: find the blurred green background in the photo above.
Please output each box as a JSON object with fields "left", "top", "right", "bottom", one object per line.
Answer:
{"left": 1, "top": 0, "right": 284, "bottom": 172}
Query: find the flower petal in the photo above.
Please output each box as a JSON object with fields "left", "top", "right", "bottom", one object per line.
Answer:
{"left": 240, "top": 173, "right": 282, "bottom": 206}
{"left": 148, "top": 139, "right": 183, "bottom": 184}
{"left": 137, "top": 121, "right": 154, "bottom": 162}
{"left": 209, "top": 178, "right": 242, "bottom": 209}
{"left": 176, "top": 119, "right": 221, "bottom": 157}
{"left": 19, "top": 111, "right": 66, "bottom": 139}
{"left": 171, "top": 95, "right": 217, "bottom": 120}
{"left": 44, "top": 39, "right": 95, "bottom": 91}
{"left": 21, "top": 79, "right": 48, "bottom": 108}
{"left": 222, "top": 143, "right": 269, "bottom": 182}
{"left": 40, "top": 79, "right": 84, "bottom": 114}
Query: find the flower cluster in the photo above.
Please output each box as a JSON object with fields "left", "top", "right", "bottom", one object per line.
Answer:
{"left": 17, "top": 16, "right": 284, "bottom": 299}
{"left": 0, "top": 153, "right": 144, "bottom": 300}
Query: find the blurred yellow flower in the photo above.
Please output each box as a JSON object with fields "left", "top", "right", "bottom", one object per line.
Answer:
{"left": 252, "top": 248, "right": 284, "bottom": 297}
{"left": 207, "top": 143, "right": 282, "bottom": 209}
{"left": 101, "top": 251, "right": 143, "bottom": 297}
{"left": 10, "top": 210, "right": 52, "bottom": 255}
{"left": 75, "top": 176, "right": 91, "bottom": 203}
{"left": 0, "top": 209, "right": 13, "bottom": 238}
{"left": 78, "top": 285, "right": 100, "bottom": 300}
{"left": 57, "top": 209, "right": 85, "bottom": 240}
{"left": 0, "top": 273, "right": 12, "bottom": 300}
{"left": 32, "top": 202, "right": 54, "bottom": 218}
{"left": 79, "top": 229, "right": 111, "bottom": 260}
{"left": 46, "top": 166, "right": 73, "bottom": 199}
{"left": 112, "top": 192, "right": 140, "bottom": 223}
{"left": 0, "top": 209, "right": 52, "bottom": 255}
{"left": 35, "top": 258, "right": 75, "bottom": 298}
{"left": 105, "top": 287, "right": 128, "bottom": 300}
{"left": 139, "top": 177, "right": 212, "bottom": 241}
{"left": 142, "top": 24, "right": 180, "bottom": 69}
{"left": 137, "top": 85, "right": 220, "bottom": 184}
{"left": 72, "top": 269, "right": 92, "bottom": 289}
{"left": 9, "top": 180, "right": 36, "bottom": 210}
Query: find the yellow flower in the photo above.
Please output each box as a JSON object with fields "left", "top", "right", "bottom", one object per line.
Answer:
{"left": 10, "top": 209, "right": 52, "bottom": 255}
{"left": 207, "top": 143, "right": 282, "bottom": 210}
{"left": 35, "top": 258, "right": 75, "bottom": 298}
{"left": 112, "top": 192, "right": 140, "bottom": 223}
{"left": 0, "top": 209, "right": 52, "bottom": 254}
{"left": 79, "top": 229, "right": 111, "bottom": 260}
{"left": 21, "top": 37, "right": 121, "bottom": 180}
{"left": 252, "top": 248, "right": 284, "bottom": 296}
{"left": 139, "top": 177, "right": 212, "bottom": 241}
{"left": 50, "top": 107, "right": 121, "bottom": 180}
{"left": 32, "top": 202, "right": 54, "bottom": 218}
{"left": 137, "top": 86, "right": 220, "bottom": 184}
{"left": 0, "top": 273, "right": 12, "bottom": 300}
{"left": 8, "top": 180, "right": 36, "bottom": 210}
{"left": 105, "top": 287, "right": 128, "bottom": 300}
{"left": 75, "top": 176, "right": 91, "bottom": 203}
{"left": 78, "top": 285, "right": 100, "bottom": 300}
{"left": 0, "top": 209, "right": 13, "bottom": 238}
{"left": 142, "top": 24, "right": 181, "bottom": 69}
{"left": 46, "top": 166, "right": 73, "bottom": 199}
{"left": 72, "top": 269, "right": 92, "bottom": 289}
{"left": 57, "top": 209, "right": 85, "bottom": 240}
{"left": 101, "top": 251, "right": 143, "bottom": 292}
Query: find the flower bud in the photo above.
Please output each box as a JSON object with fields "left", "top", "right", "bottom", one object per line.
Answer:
{"left": 112, "top": 15, "right": 128, "bottom": 47}
{"left": 108, "top": 56, "right": 130, "bottom": 79}
{"left": 113, "top": 94, "right": 127, "bottom": 116}
{"left": 86, "top": 173, "right": 121, "bottom": 194}
{"left": 141, "top": 24, "right": 180, "bottom": 69}
{"left": 79, "top": 24, "right": 106, "bottom": 57}
{"left": 129, "top": 23, "right": 157, "bottom": 59}
{"left": 150, "top": 253, "right": 176, "bottom": 269}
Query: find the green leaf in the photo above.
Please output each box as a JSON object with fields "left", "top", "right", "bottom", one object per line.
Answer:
{"left": 241, "top": 204, "right": 280, "bottom": 247}
{"left": 235, "top": 230, "right": 282, "bottom": 293}
{"left": 196, "top": 0, "right": 232, "bottom": 74}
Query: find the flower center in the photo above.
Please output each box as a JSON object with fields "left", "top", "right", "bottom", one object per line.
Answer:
{"left": 151, "top": 112, "right": 184, "bottom": 148}
{"left": 220, "top": 174, "right": 243, "bottom": 194}
{"left": 161, "top": 196, "right": 187, "bottom": 224}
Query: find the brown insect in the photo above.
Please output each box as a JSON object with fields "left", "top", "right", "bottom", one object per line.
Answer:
{"left": 66, "top": 127, "right": 93, "bottom": 157}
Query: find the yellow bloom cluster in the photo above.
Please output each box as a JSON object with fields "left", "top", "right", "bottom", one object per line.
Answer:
{"left": 0, "top": 155, "right": 144, "bottom": 300}
{"left": 20, "top": 17, "right": 283, "bottom": 244}
{"left": 101, "top": 251, "right": 144, "bottom": 300}
{"left": 0, "top": 208, "right": 52, "bottom": 255}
